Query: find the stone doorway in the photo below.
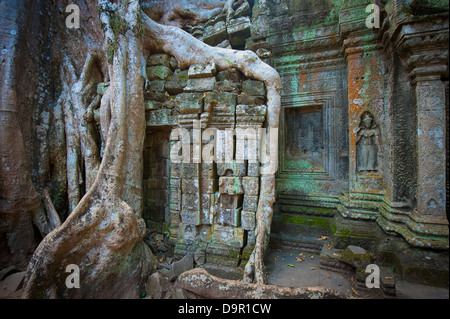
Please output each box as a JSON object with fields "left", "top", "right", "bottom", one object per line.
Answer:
{"left": 143, "top": 129, "right": 171, "bottom": 230}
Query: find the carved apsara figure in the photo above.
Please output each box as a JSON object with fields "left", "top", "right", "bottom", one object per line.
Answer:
{"left": 356, "top": 112, "right": 381, "bottom": 172}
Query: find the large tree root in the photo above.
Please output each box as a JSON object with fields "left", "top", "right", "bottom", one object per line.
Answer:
{"left": 176, "top": 268, "right": 350, "bottom": 299}
{"left": 22, "top": 1, "right": 156, "bottom": 298}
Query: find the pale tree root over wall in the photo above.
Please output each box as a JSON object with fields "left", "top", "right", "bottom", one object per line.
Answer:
{"left": 176, "top": 268, "right": 350, "bottom": 299}
{"left": 23, "top": 1, "right": 280, "bottom": 298}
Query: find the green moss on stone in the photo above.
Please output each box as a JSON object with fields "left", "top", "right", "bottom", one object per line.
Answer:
{"left": 281, "top": 214, "right": 330, "bottom": 229}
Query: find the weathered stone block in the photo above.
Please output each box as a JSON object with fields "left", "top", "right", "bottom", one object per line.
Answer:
{"left": 197, "top": 226, "right": 212, "bottom": 243}
{"left": 242, "top": 176, "right": 259, "bottom": 195}
{"left": 147, "top": 65, "right": 173, "bottom": 80}
{"left": 148, "top": 109, "right": 175, "bottom": 126}
{"left": 209, "top": 113, "right": 236, "bottom": 129}
{"left": 169, "top": 188, "right": 181, "bottom": 211}
{"left": 235, "top": 105, "right": 266, "bottom": 128}
{"left": 217, "top": 68, "right": 241, "bottom": 82}
{"left": 200, "top": 193, "right": 214, "bottom": 225}
{"left": 170, "top": 210, "right": 181, "bottom": 225}
{"left": 188, "top": 63, "right": 217, "bottom": 79}
{"left": 243, "top": 195, "right": 258, "bottom": 212}
{"left": 219, "top": 176, "right": 244, "bottom": 195}
{"left": 203, "top": 21, "right": 228, "bottom": 46}
{"left": 246, "top": 230, "right": 256, "bottom": 246}
{"left": 178, "top": 113, "right": 200, "bottom": 128}
{"left": 200, "top": 178, "right": 217, "bottom": 194}
{"left": 184, "top": 77, "right": 216, "bottom": 92}
{"left": 144, "top": 100, "right": 161, "bottom": 110}
{"left": 147, "top": 53, "right": 171, "bottom": 67}
{"left": 181, "top": 162, "right": 199, "bottom": 178}
{"left": 170, "top": 177, "right": 181, "bottom": 188}
{"left": 204, "top": 91, "right": 237, "bottom": 113}
{"left": 216, "top": 207, "right": 241, "bottom": 227}
{"left": 191, "top": 24, "right": 204, "bottom": 38}
{"left": 181, "top": 224, "right": 198, "bottom": 242}
{"left": 144, "top": 91, "right": 169, "bottom": 102}
{"left": 182, "top": 178, "right": 199, "bottom": 194}
{"left": 241, "top": 210, "right": 256, "bottom": 230}
{"left": 250, "top": 14, "right": 269, "bottom": 41}
{"left": 205, "top": 12, "right": 226, "bottom": 27}
{"left": 147, "top": 80, "right": 166, "bottom": 92}
{"left": 200, "top": 161, "right": 217, "bottom": 179}
{"left": 215, "top": 80, "right": 241, "bottom": 93}
{"left": 145, "top": 272, "right": 171, "bottom": 299}
{"left": 182, "top": 193, "right": 199, "bottom": 211}
{"left": 170, "top": 162, "right": 181, "bottom": 178}
{"left": 232, "top": 1, "right": 251, "bottom": 18}
{"left": 227, "top": 16, "right": 251, "bottom": 47}
{"left": 242, "top": 79, "right": 266, "bottom": 96}
{"left": 165, "top": 69, "right": 188, "bottom": 95}
{"left": 172, "top": 253, "right": 195, "bottom": 278}
{"left": 218, "top": 193, "right": 241, "bottom": 210}
{"left": 215, "top": 208, "right": 242, "bottom": 227}
{"left": 181, "top": 208, "right": 201, "bottom": 226}
{"left": 217, "top": 161, "right": 246, "bottom": 176}
{"left": 162, "top": 100, "right": 177, "bottom": 109}
{"left": 205, "top": 243, "right": 241, "bottom": 267}
{"left": 338, "top": 245, "right": 373, "bottom": 269}
{"left": 236, "top": 104, "right": 267, "bottom": 116}
{"left": 175, "top": 93, "right": 203, "bottom": 114}
{"left": 237, "top": 94, "right": 265, "bottom": 106}
{"left": 212, "top": 225, "right": 244, "bottom": 247}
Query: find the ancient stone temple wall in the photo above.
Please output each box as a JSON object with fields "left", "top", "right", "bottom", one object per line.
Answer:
{"left": 262, "top": 0, "right": 448, "bottom": 284}
{"left": 142, "top": 0, "right": 448, "bottom": 284}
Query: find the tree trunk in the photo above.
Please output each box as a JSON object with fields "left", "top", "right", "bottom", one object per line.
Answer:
{"left": 22, "top": 0, "right": 156, "bottom": 298}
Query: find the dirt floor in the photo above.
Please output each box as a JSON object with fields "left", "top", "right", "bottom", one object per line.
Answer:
{"left": 263, "top": 247, "right": 449, "bottom": 299}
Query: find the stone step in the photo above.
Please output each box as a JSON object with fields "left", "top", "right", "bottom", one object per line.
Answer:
{"left": 199, "top": 263, "right": 244, "bottom": 281}
{"left": 319, "top": 246, "right": 354, "bottom": 275}
{"left": 269, "top": 232, "right": 327, "bottom": 254}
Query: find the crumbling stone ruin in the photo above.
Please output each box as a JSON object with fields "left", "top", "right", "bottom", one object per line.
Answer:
{"left": 0, "top": 0, "right": 448, "bottom": 300}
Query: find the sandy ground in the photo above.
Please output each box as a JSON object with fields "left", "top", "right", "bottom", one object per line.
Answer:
{"left": 263, "top": 247, "right": 449, "bottom": 299}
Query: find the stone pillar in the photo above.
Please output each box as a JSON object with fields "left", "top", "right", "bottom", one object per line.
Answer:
{"left": 337, "top": 30, "right": 387, "bottom": 226}
{"left": 387, "top": 21, "right": 449, "bottom": 248}
{"left": 412, "top": 63, "right": 448, "bottom": 223}
{"left": 334, "top": 0, "right": 389, "bottom": 248}
{"left": 346, "top": 33, "right": 386, "bottom": 192}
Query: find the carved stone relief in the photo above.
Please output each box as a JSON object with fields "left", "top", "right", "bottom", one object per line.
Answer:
{"left": 356, "top": 111, "right": 381, "bottom": 174}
